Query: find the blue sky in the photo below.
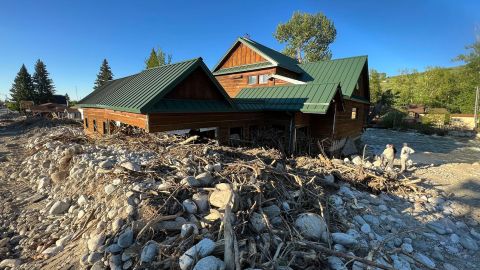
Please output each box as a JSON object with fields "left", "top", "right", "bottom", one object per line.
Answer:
{"left": 0, "top": 0, "right": 479, "bottom": 100}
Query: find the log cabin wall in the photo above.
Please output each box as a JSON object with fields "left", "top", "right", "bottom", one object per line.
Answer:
{"left": 82, "top": 108, "right": 147, "bottom": 135}
{"left": 215, "top": 67, "right": 297, "bottom": 98}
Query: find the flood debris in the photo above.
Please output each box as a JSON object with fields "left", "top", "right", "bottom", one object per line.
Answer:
{"left": 0, "top": 119, "right": 479, "bottom": 269}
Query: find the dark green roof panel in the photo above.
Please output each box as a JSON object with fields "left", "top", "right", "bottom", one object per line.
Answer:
{"left": 212, "top": 62, "right": 273, "bottom": 75}
{"left": 77, "top": 58, "right": 235, "bottom": 113}
{"left": 298, "top": 55, "right": 367, "bottom": 97}
{"left": 235, "top": 83, "right": 340, "bottom": 114}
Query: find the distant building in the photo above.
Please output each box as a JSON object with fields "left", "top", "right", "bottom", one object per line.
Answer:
{"left": 31, "top": 103, "right": 81, "bottom": 120}
{"left": 406, "top": 104, "right": 425, "bottom": 123}
{"left": 450, "top": 114, "right": 476, "bottom": 130}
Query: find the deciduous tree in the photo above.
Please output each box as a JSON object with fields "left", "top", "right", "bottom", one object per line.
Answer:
{"left": 274, "top": 11, "right": 336, "bottom": 62}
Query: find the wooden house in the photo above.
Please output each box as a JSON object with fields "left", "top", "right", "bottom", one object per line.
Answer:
{"left": 77, "top": 37, "right": 370, "bottom": 154}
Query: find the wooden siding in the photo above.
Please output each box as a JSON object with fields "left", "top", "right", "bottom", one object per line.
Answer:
{"left": 218, "top": 43, "right": 266, "bottom": 69}
{"left": 83, "top": 108, "right": 147, "bottom": 135}
{"left": 165, "top": 67, "right": 224, "bottom": 100}
{"left": 215, "top": 67, "right": 294, "bottom": 97}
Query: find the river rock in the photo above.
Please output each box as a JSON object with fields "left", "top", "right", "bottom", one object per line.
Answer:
{"left": 104, "top": 184, "right": 116, "bottom": 195}
{"left": 117, "top": 228, "right": 133, "bottom": 248}
{"left": 391, "top": 254, "right": 411, "bottom": 270}
{"left": 121, "top": 161, "right": 140, "bottom": 172}
{"left": 140, "top": 240, "right": 158, "bottom": 263}
{"left": 193, "top": 256, "right": 225, "bottom": 270}
{"left": 294, "top": 213, "right": 327, "bottom": 241}
{"left": 181, "top": 223, "right": 199, "bottom": 238}
{"left": 443, "top": 262, "right": 459, "bottom": 270}
{"left": 413, "top": 253, "right": 435, "bottom": 269}
{"left": 183, "top": 199, "right": 198, "bottom": 214}
{"left": 77, "top": 195, "right": 88, "bottom": 206}
{"left": 179, "top": 238, "right": 216, "bottom": 270}
{"left": 42, "top": 245, "right": 63, "bottom": 257}
{"left": 351, "top": 156, "right": 363, "bottom": 166}
{"left": 327, "top": 256, "right": 347, "bottom": 270}
{"left": 250, "top": 212, "right": 266, "bottom": 233}
{"left": 459, "top": 236, "right": 478, "bottom": 251}
{"left": 51, "top": 170, "right": 67, "bottom": 183}
{"left": 99, "top": 160, "right": 114, "bottom": 169}
{"left": 331, "top": 233, "right": 358, "bottom": 246}
{"left": 0, "top": 259, "right": 21, "bottom": 268}
{"left": 192, "top": 193, "right": 209, "bottom": 212}
{"left": 401, "top": 243, "right": 413, "bottom": 253}
{"left": 427, "top": 222, "right": 447, "bottom": 235}
{"left": 361, "top": 223, "right": 371, "bottom": 234}
{"left": 88, "top": 233, "right": 106, "bottom": 252}
{"left": 196, "top": 172, "right": 213, "bottom": 185}
{"left": 106, "top": 244, "right": 123, "bottom": 254}
{"left": 49, "top": 200, "right": 70, "bottom": 215}
{"left": 87, "top": 252, "right": 103, "bottom": 264}
{"left": 182, "top": 176, "right": 202, "bottom": 187}
{"left": 263, "top": 205, "right": 281, "bottom": 218}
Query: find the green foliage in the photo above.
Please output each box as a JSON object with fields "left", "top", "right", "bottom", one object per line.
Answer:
{"left": 369, "top": 69, "right": 386, "bottom": 103}
{"left": 10, "top": 64, "right": 35, "bottom": 109}
{"left": 145, "top": 47, "right": 172, "bottom": 69}
{"left": 274, "top": 11, "right": 336, "bottom": 62}
{"left": 33, "top": 59, "right": 55, "bottom": 104}
{"left": 6, "top": 101, "right": 19, "bottom": 111}
{"left": 380, "top": 110, "right": 407, "bottom": 128}
{"left": 94, "top": 59, "right": 113, "bottom": 91}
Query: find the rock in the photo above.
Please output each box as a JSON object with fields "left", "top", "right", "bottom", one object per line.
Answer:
{"left": 362, "top": 215, "right": 380, "bottom": 226}
{"left": 77, "top": 195, "right": 88, "bottom": 206}
{"left": 443, "top": 262, "right": 459, "bottom": 270}
{"left": 351, "top": 156, "right": 363, "bottom": 166}
{"left": 121, "top": 161, "right": 140, "bottom": 172}
{"left": 391, "top": 254, "right": 411, "bottom": 270}
{"left": 117, "top": 228, "right": 133, "bottom": 248}
{"left": 0, "top": 259, "right": 21, "bottom": 268}
{"left": 88, "top": 233, "right": 106, "bottom": 252}
{"left": 193, "top": 256, "right": 225, "bottom": 270}
{"left": 113, "top": 178, "right": 122, "bottom": 186}
{"left": 426, "top": 222, "right": 447, "bottom": 235}
{"left": 294, "top": 213, "right": 327, "bottom": 241}
{"left": 360, "top": 223, "right": 371, "bottom": 234}
{"left": 181, "top": 223, "right": 199, "bottom": 238}
{"left": 338, "top": 186, "right": 355, "bottom": 198}
{"left": 353, "top": 215, "right": 366, "bottom": 225}
{"left": 37, "top": 176, "right": 51, "bottom": 190}
{"left": 327, "top": 256, "right": 347, "bottom": 270}
{"left": 91, "top": 260, "right": 105, "bottom": 270}
{"left": 196, "top": 172, "right": 213, "bottom": 185}
{"left": 140, "top": 240, "right": 158, "bottom": 263}
{"left": 182, "top": 176, "right": 202, "bottom": 187}
{"left": 470, "top": 228, "right": 480, "bottom": 240}
{"left": 56, "top": 234, "right": 72, "bottom": 247}
{"left": 179, "top": 238, "right": 216, "bottom": 270}
{"left": 192, "top": 193, "right": 209, "bottom": 213}
{"left": 330, "top": 195, "right": 343, "bottom": 206}
{"left": 450, "top": 233, "right": 460, "bottom": 243}
{"left": 87, "top": 252, "right": 103, "bottom": 264}
{"left": 212, "top": 163, "right": 222, "bottom": 172}
{"left": 183, "top": 199, "right": 198, "bottom": 214}
{"left": 331, "top": 233, "right": 357, "bottom": 246}
{"left": 99, "top": 160, "right": 114, "bottom": 169}
{"left": 112, "top": 218, "right": 124, "bottom": 233}
{"left": 49, "top": 200, "right": 70, "bottom": 215}
{"left": 459, "top": 236, "right": 478, "bottom": 251}
{"left": 51, "top": 170, "right": 67, "bottom": 183}
{"left": 401, "top": 243, "right": 413, "bottom": 253}
{"left": 209, "top": 188, "right": 237, "bottom": 210}
{"left": 104, "top": 184, "right": 116, "bottom": 195}
{"left": 250, "top": 212, "right": 266, "bottom": 233}
{"left": 413, "top": 253, "right": 435, "bottom": 269}
{"left": 321, "top": 174, "right": 335, "bottom": 185}
{"left": 106, "top": 244, "right": 123, "bottom": 254}
{"left": 42, "top": 245, "right": 64, "bottom": 257}
{"left": 263, "top": 205, "right": 281, "bottom": 218}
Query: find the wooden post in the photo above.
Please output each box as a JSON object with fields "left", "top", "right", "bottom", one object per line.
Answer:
{"left": 475, "top": 86, "right": 479, "bottom": 130}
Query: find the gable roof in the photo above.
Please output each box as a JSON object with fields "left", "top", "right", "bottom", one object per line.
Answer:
{"left": 298, "top": 55, "right": 368, "bottom": 97}
{"left": 212, "top": 37, "right": 304, "bottom": 75}
{"left": 78, "top": 58, "right": 235, "bottom": 113}
{"left": 234, "top": 83, "right": 341, "bottom": 114}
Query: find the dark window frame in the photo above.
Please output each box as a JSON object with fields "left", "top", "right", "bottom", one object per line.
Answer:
{"left": 85, "top": 118, "right": 89, "bottom": 128}
{"left": 93, "top": 119, "right": 97, "bottom": 132}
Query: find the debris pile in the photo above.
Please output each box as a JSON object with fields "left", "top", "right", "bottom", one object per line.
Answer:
{"left": 0, "top": 123, "right": 479, "bottom": 269}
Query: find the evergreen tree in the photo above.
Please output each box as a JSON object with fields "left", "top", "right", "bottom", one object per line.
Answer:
{"left": 145, "top": 48, "right": 160, "bottom": 69}
{"left": 10, "top": 64, "right": 35, "bottom": 109}
{"left": 145, "top": 47, "right": 172, "bottom": 69}
{"left": 94, "top": 59, "right": 113, "bottom": 91}
{"left": 32, "top": 59, "right": 55, "bottom": 104}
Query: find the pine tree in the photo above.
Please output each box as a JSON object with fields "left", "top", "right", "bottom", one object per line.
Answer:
{"left": 145, "top": 47, "right": 172, "bottom": 69}
{"left": 32, "top": 59, "right": 55, "bottom": 104}
{"left": 94, "top": 59, "right": 113, "bottom": 91}
{"left": 10, "top": 64, "right": 35, "bottom": 109}
{"left": 145, "top": 48, "right": 160, "bottom": 69}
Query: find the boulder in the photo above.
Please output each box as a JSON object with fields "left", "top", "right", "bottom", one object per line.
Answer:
{"left": 140, "top": 241, "right": 158, "bottom": 263}
{"left": 117, "top": 228, "right": 134, "bottom": 248}
{"left": 294, "top": 213, "right": 327, "bottom": 241}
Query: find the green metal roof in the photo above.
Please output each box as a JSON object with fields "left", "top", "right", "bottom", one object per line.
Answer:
{"left": 212, "top": 62, "right": 274, "bottom": 75}
{"left": 149, "top": 99, "right": 236, "bottom": 113}
{"left": 298, "top": 55, "right": 368, "bottom": 97}
{"left": 212, "top": 37, "right": 304, "bottom": 75}
{"left": 234, "top": 83, "right": 341, "bottom": 114}
{"left": 78, "top": 58, "right": 235, "bottom": 113}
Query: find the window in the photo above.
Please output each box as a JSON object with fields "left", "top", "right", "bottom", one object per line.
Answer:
{"left": 103, "top": 122, "right": 108, "bottom": 134}
{"left": 93, "top": 119, "right": 97, "bottom": 132}
{"left": 247, "top": 75, "right": 257, "bottom": 85}
{"left": 259, "top": 74, "right": 269, "bottom": 84}
{"left": 351, "top": 108, "right": 358, "bottom": 120}
{"left": 84, "top": 118, "right": 89, "bottom": 128}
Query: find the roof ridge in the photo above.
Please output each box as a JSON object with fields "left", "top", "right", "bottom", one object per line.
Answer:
{"left": 144, "top": 57, "right": 202, "bottom": 71}
{"left": 299, "top": 55, "right": 368, "bottom": 66}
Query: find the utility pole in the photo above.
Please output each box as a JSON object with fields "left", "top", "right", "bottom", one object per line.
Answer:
{"left": 475, "top": 86, "right": 479, "bottom": 129}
